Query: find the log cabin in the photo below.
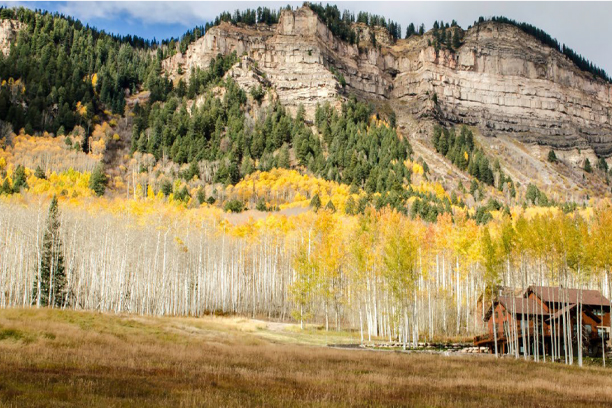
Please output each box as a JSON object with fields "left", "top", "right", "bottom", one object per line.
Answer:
{"left": 474, "top": 286, "right": 611, "bottom": 357}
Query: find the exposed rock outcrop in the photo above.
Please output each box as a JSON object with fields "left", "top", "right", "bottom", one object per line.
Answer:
{"left": 0, "top": 19, "right": 23, "bottom": 55}
{"left": 164, "top": 6, "right": 612, "bottom": 157}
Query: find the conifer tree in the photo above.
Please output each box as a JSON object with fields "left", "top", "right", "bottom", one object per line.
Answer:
{"left": 584, "top": 158, "right": 593, "bottom": 173}
{"left": 12, "top": 164, "right": 28, "bottom": 192}
{"left": 33, "top": 195, "right": 67, "bottom": 308}
{"left": 310, "top": 193, "right": 322, "bottom": 211}
{"left": 548, "top": 149, "right": 558, "bottom": 163}
{"left": 34, "top": 165, "right": 46, "bottom": 179}
{"left": 89, "top": 165, "right": 108, "bottom": 196}
{"left": 0, "top": 178, "right": 11, "bottom": 195}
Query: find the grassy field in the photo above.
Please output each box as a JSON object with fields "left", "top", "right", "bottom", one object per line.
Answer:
{"left": 1, "top": 309, "right": 612, "bottom": 407}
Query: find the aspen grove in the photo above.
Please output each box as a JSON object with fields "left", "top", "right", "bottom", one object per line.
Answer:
{"left": 2, "top": 192, "right": 612, "bottom": 346}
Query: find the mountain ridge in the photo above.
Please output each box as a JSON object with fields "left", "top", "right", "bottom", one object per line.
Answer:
{"left": 162, "top": 6, "right": 612, "bottom": 157}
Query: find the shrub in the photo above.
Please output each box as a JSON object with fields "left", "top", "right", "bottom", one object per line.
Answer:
{"left": 224, "top": 199, "right": 244, "bottom": 213}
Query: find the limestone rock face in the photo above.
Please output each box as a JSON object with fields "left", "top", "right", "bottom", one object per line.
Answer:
{"left": 0, "top": 19, "right": 23, "bottom": 55}
{"left": 162, "top": 7, "right": 612, "bottom": 156}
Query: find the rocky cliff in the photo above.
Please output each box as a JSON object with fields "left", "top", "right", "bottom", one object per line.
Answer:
{"left": 163, "top": 6, "right": 612, "bottom": 158}
{"left": 0, "top": 19, "right": 23, "bottom": 55}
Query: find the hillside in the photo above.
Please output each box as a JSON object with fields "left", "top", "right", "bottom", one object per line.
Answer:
{"left": 1, "top": 5, "right": 611, "bottom": 205}
{"left": 161, "top": 6, "right": 612, "bottom": 203}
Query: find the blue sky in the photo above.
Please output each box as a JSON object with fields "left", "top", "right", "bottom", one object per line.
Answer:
{"left": 3, "top": 1, "right": 612, "bottom": 75}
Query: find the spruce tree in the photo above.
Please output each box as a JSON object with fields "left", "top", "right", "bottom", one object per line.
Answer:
{"left": 0, "top": 178, "right": 11, "bottom": 195}
{"left": 89, "top": 165, "right": 108, "bottom": 196}
{"left": 33, "top": 195, "right": 67, "bottom": 308}
{"left": 547, "top": 149, "right": 558, "bottom": 163}
{"left": 34, "top": 165, "right": 46, "bottom": 179}
{"left": 310, "top": 193, "right": 322, "bottom": 211}
{"left": 584, "top": 158, "right": 593, "bottom": 173}
{"left": 12, "top": 164, "right": 28, "bottom": 192}
{"left": 597, "top": 157, "right": 608, "bottom": 172}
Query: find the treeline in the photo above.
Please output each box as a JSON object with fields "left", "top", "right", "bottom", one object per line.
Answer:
{"left": 0, "top": 6, "right": 154, "bottom": 49}
{"left": 207, "top": 6, "right": 282, "bottom": 29}
{"left": 309, "top": 3, "right": 402, "bottom": 43}
{"left": 477, "top": 16, "right": 611, "bottom": 83}
{"left": 430, "top": 21, "right": 463, "bottom": 51}
{"left": 203, "top": 3, "right": 404, "bottom": 44}
{"left": 2, "top": 195, "right": 611, "bottom": 349}
{"left": 354, "top": 10, "right": 402, "bottom": 41}
{"left": 0, "top": 6, "right": 157, "bottom": 136}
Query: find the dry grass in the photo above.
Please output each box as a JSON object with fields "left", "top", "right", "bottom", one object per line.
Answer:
{"left": 1, "top": 309, "right": 612, "bottom": 407}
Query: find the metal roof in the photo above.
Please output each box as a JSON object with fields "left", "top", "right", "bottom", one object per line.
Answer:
{"left": 528, "top": 286, "right": 611, "bottom": 307}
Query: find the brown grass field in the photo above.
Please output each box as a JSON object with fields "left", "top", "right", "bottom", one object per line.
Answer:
{"left": 1, "top": 309, "right": 612, "bottom": 407}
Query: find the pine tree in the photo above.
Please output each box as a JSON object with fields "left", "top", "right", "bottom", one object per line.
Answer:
{"left": 597, "top": 157, "right": 608, "bottom": 172}
{"left": 452, "top": 30, "right": 461, "bottom": 49}
{"left": 12, "top": 164, "right": 28, "bottom": 192}
{"left": 584, "top": 158, "right": 593, "bottom": 173}
{"left": 547, "top": 149, "right": 558, "bottom": 163}
{"left": 0, "top": 178, "right": 11, "bottom": 195}
{"left": 345, "top": 196, "right": 356, "bottom": 215}
{"left": 89, "top": 165, "right": 108, "bottom": 196}
{"left": 310, "top": 193, "right": 322, "bottom": 211}
{"left": 33, "top": 195, "right": 67, "bottom": 308}
{"left": 34, "top": 165, "right": 46, "bottom": 179}
{"left": 277, "top": 145, "right": 291, "bottom": 169}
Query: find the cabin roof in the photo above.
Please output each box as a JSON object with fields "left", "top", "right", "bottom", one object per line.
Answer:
{"left": 548, "top": 303, "right": 576, "bottom": 320}
{"left": 484, "top": 296, "right": 541, "bottom": 319}
{"left": 497, "top": 296, "right": 542, "bottom": 315}
{"left": 528, "top": 286, "right": 611, "bottom": 307}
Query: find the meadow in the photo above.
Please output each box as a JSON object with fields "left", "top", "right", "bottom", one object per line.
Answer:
{"left": 1, "top": 308, "right": 612, "bottom": 407}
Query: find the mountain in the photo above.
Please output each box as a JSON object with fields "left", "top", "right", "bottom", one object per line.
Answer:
{"left": 4, "top": 4, "right": 612, "bottom": 355}
{"left": 1, "top": 4, "right": 611, "bottom": 207}
{"left": 160, "top": 6, "right": 612, "bottom": 202}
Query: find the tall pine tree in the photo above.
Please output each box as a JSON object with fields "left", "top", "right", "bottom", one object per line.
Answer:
{"left": 33, "top": 195, "right": 67, "bottom": 308}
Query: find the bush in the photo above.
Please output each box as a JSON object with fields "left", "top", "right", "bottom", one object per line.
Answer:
{"left": 224, "top": 199, "right": 244, "bottom": 213}
{"left": 250, "top": 85, "right": 265, "bottom": 103}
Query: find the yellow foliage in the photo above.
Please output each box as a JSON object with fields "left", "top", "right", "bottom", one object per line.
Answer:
{"left": 0, "top": 133, "right": 97, "bottom": 173}
{"left": 91, "top": 73, "right": 98, "bottom": 89}
{"left": 412, "top": 162, "right": 424, "bottom": 176}
{"left": 76, "top": 101, "right": 87, "bottom": 116}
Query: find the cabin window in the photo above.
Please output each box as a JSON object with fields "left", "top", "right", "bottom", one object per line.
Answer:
{"left": 593, "top": 309, "right": 605, "bottom": 316}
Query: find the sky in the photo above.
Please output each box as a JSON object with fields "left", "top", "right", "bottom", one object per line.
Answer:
{"left": 3, "top": 1, "right": 611, "bottom": 76}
